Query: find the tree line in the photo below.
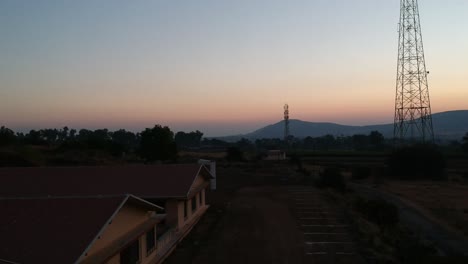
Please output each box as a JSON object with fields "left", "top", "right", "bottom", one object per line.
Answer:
{"left": 2, "top": 124, "right": 468, "bottom": 166}
{"left": 0, "top": 125, "right": 204, "bottom": 163}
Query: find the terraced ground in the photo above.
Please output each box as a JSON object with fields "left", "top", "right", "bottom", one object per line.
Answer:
{"left": 288, "top": 186, "right": 364, "bottom": 263}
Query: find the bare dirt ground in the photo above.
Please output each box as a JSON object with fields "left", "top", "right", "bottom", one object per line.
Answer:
{"left": 165, "top": 163, "right": 363, "bottom": 264}
{"left": 165, "top": 186, "right": 301, "bottom": 264}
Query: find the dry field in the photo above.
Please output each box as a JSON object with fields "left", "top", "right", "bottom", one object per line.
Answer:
{"left": 178, "top": 151, "right": 227, "bottom": 160}
{"left": 381, "top": 181, "right": 468, "bottom": 238}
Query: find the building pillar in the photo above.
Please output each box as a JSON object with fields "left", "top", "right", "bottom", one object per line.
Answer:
{"left": 201, "top": 188, "right": 206, "bottom": 207}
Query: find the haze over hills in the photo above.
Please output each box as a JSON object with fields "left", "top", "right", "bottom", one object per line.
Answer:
{"left": 219, "top": 110, "right": 468, "bottom": 142}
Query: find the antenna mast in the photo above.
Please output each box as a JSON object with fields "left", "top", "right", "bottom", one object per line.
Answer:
{"left": 284, "top": 104, "right": 289, "bottom": 140}
{"left": 394, "top": 0, "right": 434, "bottom": 144}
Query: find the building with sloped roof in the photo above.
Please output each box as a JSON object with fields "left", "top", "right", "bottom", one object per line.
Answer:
{"left": 0, "top": 163, "right": 213, "bottom": 264}
{"left": 0, "top": 195, "right": 163, "bottom": 264}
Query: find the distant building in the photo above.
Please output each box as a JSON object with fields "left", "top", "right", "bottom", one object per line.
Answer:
{"left": 0, "top": 164, "right": 213, "bottom": 264}
{"left": 264, "top": 150, "right": 286, "bottom": 161}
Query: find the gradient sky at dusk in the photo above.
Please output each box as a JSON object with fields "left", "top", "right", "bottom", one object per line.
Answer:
{"left": 1, "top": 0, "right": 467, "bottom": 136}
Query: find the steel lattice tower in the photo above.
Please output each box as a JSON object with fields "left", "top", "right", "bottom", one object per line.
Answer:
{"left": 394, "top": 0, "right": 434, "bottom": 143}
{"left": 284, "top": 104, "right": 289, "bottom": 140}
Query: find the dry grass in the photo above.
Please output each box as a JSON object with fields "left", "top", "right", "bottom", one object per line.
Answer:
{"left": 179, "top": 151, "right": 226, "bottom": 159}
{"left": 382, "top": 181, "right": 468, "bottom": 237}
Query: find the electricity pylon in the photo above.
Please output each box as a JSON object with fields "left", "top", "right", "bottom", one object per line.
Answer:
{"left": 394, "top": 0, "right": 434, "bottom": 144}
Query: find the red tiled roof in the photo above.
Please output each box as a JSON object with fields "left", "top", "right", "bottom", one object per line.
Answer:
{"left": 0, "top": 196, "right": 126, "bottom": 264}
{"left": 0, "top": 164, "right": 209, "bottom": 199}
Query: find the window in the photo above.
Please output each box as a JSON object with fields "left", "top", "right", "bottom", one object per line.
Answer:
{"left": 121, "top": 239, "right": 140, "bottom": 264}
{"left": 184, "top": 200, "right": 188, "bottom": 219}
{"left": 199, "top": 192, "right": 202, "bottom": 206}
{"left": 191, "top": 197, "right": 197, "bottom": 212}
{"left": 146, "top": 227, "right": 156, "bottom": 255}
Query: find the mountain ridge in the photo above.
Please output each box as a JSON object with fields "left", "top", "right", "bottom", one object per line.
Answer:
{"left": 217, "top": 110, "right": 468, "bottom": 141}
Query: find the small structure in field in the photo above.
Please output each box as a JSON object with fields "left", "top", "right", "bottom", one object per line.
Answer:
{"left": 264, "top": 150, "right": 286, "bottom": 161}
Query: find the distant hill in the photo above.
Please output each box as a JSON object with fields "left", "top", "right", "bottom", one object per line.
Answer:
{"left": 218, "top": 110, "right": 468, "bottom": 142}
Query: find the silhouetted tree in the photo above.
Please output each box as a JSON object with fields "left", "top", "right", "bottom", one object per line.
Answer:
{"left": 24, "top": 130, "right": 45, "bottom": 145}
{"left": 235, "top": 138, "right": 254, "bottom": 152}
{"left": 316, "top": 135, "right": 336, "bottom": 151}
{"left": 76, "top": 129, "right": 92, "bottom": 142}
{"left": 69, "top": 129, "right": 77, "bottom": 139}
{"left": 139, "top": 125, "right": 177, "bottom": 162}
{"left": 369, "top": 131, "right": 384, "bottom": 149}
{"left": 462, "top": 132, "right": 468, "bottom": 154}
{"left": 201, "top": 138, "right": 229, "bottom": 148}
{"left": 40, "top": 128, "right": 59, "bottom": 145}
{"left": 58, "top": 126, "right": 69, "bottom": 142}
{"left": 225, "top": 146, "right": 244, "bottom": 162}
{"left": 175, "top": 130, "right": 203, "bottom": 149}
{"left": 70, "top": 129, "right": 112, "bottom": 149}
{"left": 352, "top": 134, "right": 369, "bottom": 150}
{"left": 110, "top": 129, "right": 138, "bottom": 155}
{"left": 255, "top": 138, "right": 283, "bottom": 150}
{"left": 0, "top": 126, "right": 16, "bottom": 146}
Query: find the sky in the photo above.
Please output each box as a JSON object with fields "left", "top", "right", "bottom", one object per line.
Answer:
{"left": 1, "top": 0, "right": 467, "bottom": 137}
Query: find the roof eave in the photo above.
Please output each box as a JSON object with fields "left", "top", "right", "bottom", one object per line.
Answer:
{"left": 73, "top": 195, "right": 130, "bottom": 264}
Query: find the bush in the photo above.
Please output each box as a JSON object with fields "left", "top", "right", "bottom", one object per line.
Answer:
{"left": 355, "top": 197, "right": 399, "bottom": 228}
{"left": 351, "top": 167, "right": 372, "bottom": 180}
{"left": 317, "top": 167, "right": 346, "bottom": 192}
{"left": 396, "top": 228, "right": 437, "bottom": 263}
{"left": 388, "top": 144, "right": 446, "bottom": 180}
{"left": 225, "top": 147, "right": 244, "bottom": 162}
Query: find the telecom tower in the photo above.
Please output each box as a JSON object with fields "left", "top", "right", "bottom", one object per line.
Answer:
{"left": 284, "top": 104, "right": 289, "bottom": 140}
{"left": 394, "top": 0, "right": 434, "bottom": 143}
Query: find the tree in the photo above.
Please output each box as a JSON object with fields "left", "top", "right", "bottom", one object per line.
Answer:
{"left": 139, "top": 125, "right": 177, "bottom": 162}
{"left": 110, "top": 129, "right": 138, "bottom": 155}
{"left": 58, "top": 126, "right": 69, "bottom": 142}
{"left": 24, "top": 130, "right": 45, "bottom": 145}
{"left": 0, "top": 126, "right": 16, "bottom": 146}
{"left": 225, "top": 146, "right": 244, "bottom": 162}
{"left": 201, "top": 138, "right": 228, "bottom": 148}
{"left": 352, "top": 134, "right": 369, "bottom": 150}
{"left": 69, "top": 129, "right": 77, "bottom": 139}
{"left": 175, "top": 130, "right": 203, "bottom": 149}
{"left": 462, "top": 132, "right": 468, "bottom": 153}
{"left": 40, "top": 128, "right": 59, "bottom": 145}
{"left": 369, "top": 131, "right": 385, "bottom": 150}
{"left": 235, "top": 138, "right": 254, "bottom": 152}
{"left": 316, "top": 135, "right": 336, "bottom": 151}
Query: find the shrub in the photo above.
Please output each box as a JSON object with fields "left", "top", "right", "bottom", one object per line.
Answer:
{"left": 355, "top": 197, "right": 399, "bottom": 228}
{"left": 225, "top": 147, "right": 244, "bottom": 162}
{"left": 351, "top": 167, "right": 372, "bottom": 180}
{"left": 388, "top": 144, "right": 446, "bottom": 180}
{"left": 317, "top": 167, "right": 346, "bottom": 192}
